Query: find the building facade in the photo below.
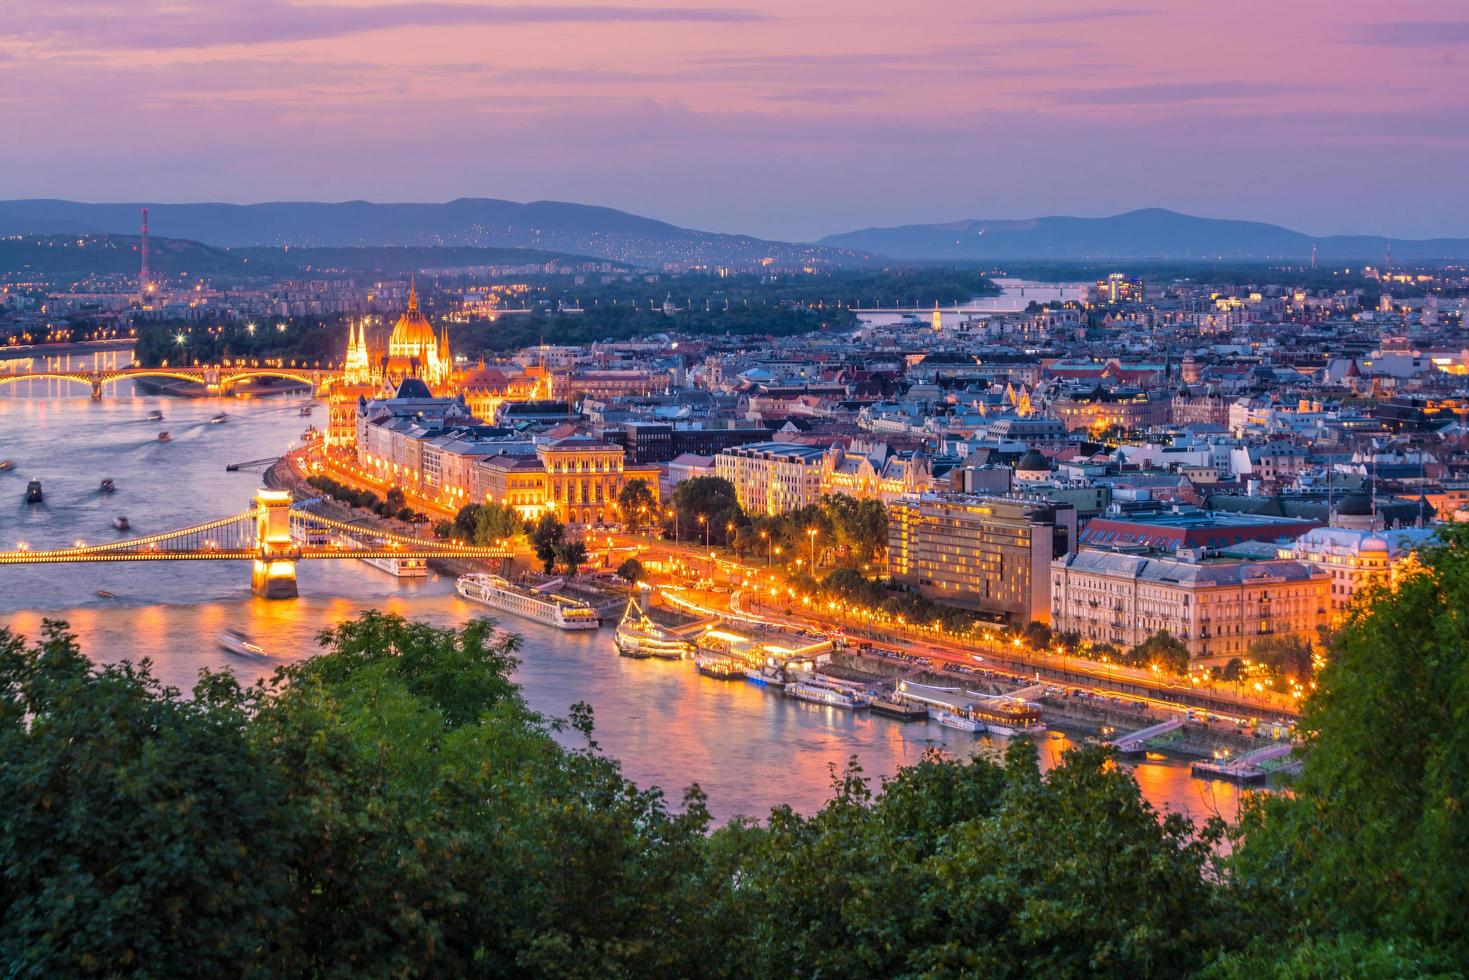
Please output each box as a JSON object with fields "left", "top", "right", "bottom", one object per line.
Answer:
{"left": 715, "top": 442, "right": 830, "bottom": 516}
{"left": 1050, "top": 550, "right": 1329, "bottom": 664}
{"left": 888, "top": 494, "right": 1078, "bottom": 626}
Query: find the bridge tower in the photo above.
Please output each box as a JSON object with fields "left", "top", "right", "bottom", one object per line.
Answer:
{"left": 250, "top": 489, "right": 300, "bottom": 598}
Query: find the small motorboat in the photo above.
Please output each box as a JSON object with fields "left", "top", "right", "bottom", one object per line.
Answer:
{"left": 24, "top": 480, "right": 42, "bottom": 504}
{"left": 299, "top": 405, "right": 313, "bottom": 416}
{"left": 209, "top": 412, "right": 229, "bottom": 424}
{"left": 157, "top": 431, "right": 171, "bottom": 442}
{"left": 0, "top": 459, "right": 14, "bottom": 472}
{"left": 100, "top": 478, "right": 116, "bottom": 494}
{"left": 113, "top": 516, "right": 130, "bottom": 531}
{"left": 218, "top": 628, "right": 270, "bottom": 657}
{"left": 96, "top": 590, "right": 116, "bottom": 599}
{"left": 147, "top": 410, "right": 164, "bottom": 422}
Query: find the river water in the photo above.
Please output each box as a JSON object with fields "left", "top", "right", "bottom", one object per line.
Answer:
{"left": 0, "top": 369, "right": 1241, "bottom": 825}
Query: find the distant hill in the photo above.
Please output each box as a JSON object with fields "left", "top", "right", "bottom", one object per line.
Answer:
{"left": 234, "top": 245, "right": 630, "bottom": 275}
{"left": 818, "top": 208, "right": 1469, "bottom": 262}
{"left": 0, "top": 198, "right": 873, "bottom": 269}
{"left": 0, "top": 234, "right": 282, "bottom": 279}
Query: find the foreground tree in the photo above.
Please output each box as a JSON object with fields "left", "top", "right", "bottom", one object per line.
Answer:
{"left": 1230, "top": 525, "right": 1469, "bottom": 966}
{"left": 617, "top": 478, "right": 657, "bottom": 532}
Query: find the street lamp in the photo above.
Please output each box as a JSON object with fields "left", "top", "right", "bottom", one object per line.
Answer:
{"left": 761, "top": 530, "right": 771, "bottom": 566}
{"left": 698, "top": 513, "right": 709, "bottom": 549}
{"left": 806, "top": 527, "right": 818, "bottom": 569}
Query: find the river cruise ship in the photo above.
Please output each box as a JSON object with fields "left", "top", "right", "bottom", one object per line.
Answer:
{"left": 694, "top": 650, "right": 745, "bottom": 680}
{"left": 784, "top": 679, "right": 870, "bottom": 710}
{"left": 456, "top": 573, "right": 600, "bottom": 631}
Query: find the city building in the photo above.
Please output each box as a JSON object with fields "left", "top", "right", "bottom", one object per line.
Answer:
{"left": 1281, "top": 525, "right": 1438, "bottom": 619}
{"left": 715, "top": 442, "right": 830, "bottom": 516}
{"left": 1050, "top": 549, "right": 1329, "bottom": 664}
{"left": 888, "top": 494, "right": 1077, "bottom": 625}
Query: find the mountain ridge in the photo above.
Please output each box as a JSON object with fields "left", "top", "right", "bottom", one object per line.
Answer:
{"left": 819, "top": 207, "right": 1469, "bottom": 262}
{"left": 0, "top": 197, "right": 872, "bottom": 269}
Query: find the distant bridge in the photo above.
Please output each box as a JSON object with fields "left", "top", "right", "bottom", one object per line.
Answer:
{"left": 0, "top": 490, "right": 510, "bottom": 598}
{"left": 0, "top": 365, "right": 340, "bottom": 400}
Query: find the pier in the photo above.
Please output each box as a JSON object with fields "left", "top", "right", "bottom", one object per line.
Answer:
{"left": 1111, "top": 718, "right": 1185, "bottom": 754}
{"left": 1190, "top": 742, "right": 1300, "bottom": 784}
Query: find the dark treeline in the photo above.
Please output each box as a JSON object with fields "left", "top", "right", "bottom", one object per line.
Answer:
{"left": 5, "top": 527, "right": 1469, "bottom": 975}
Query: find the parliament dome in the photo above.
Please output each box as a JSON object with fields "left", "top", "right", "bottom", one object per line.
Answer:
{"left": 388, "top": 281, "right": 437, "bottom": 355}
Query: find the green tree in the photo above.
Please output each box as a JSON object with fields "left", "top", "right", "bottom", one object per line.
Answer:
{"left": 530, "top": 512, "right": 566, "bottom": 574}
{"left": 474, "top": 501, "right": 524, "bottom": 546}
{"left": 1246, "top": 634, "right": 1315, "bottom": 683}
{"left": 1126, "top": 630, "right": 1191, "bottom": 673}
{"left": 1231, "top": 526, "right": 1469, "bottom": 963}
{"left": 669, "top": 476, "right": 744, "bottom": 546}
{"left": 453, "top": 503, "right": 482, "bottom": 540}
{"left": 432, "top": 519, "right": 452, "bottom": 540}
{"left": 617, "top": 478, "right": 657, "bottom": 532}
{"left": 616, "top": 557, "right": 644, "bottom": 584}
{"left": 555, "top": 539, "right": 589, "bottom": 578}
{"left": 384, "top": 487, "right": 406, "bottom": 512}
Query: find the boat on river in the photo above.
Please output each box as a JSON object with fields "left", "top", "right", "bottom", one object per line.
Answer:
{"left": 210, "top": 412, "right": 229, "bottom": 424}
{"left": 157, "top": 431, "right": 171, "bottom": 442}
{"left": 613, "top": 596, "right": 695, "bottom": 659}
{"left": 147, "top": 410, "right": 164, "bottom": 422}
{"left": 100, "top": 478, "right": 116, "bottom": 494}
{"left": 24, "top": 480, "right": 42, "bottom": 504}
{"left": 456, "top": 573, "right": 600, "bottom": 631}
{"left": 217, "top": 628, "right": 270, "bottom": 657}
{"left": 784, "top": 678, "right": 870, "bottom": 710}
{"left": 0, "top": 459, "right": 14, "bottom": 472}
{"left": 694, "top": 650, "right": 745, "bottom": 680}
{"left": 112, "top": 516, "right": 130, "bottom": 531}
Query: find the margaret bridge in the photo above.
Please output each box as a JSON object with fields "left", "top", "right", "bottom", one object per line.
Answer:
{"left": 0, "top": 364, "right": 340, "bottom": 400}
{"left": 0, "top": 490, "right": 511, "bottom": 598}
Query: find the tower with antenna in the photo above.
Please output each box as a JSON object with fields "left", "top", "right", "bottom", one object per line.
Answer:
{"left": 1310, "top": 242, "right": 1317, "bottom": 270}
{"left": 1384, "top": 242, "right": 1392, "bottom": 275}
{"left": 139, "top": 207, "right": 151, "bottom": 298}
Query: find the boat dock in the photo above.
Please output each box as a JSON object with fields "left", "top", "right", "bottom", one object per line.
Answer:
{"left": 1190, "top": 741, "right": 1300, "bottom": 784}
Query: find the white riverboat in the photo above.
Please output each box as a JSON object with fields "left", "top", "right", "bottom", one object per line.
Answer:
{"left": 931, "top": 707, "right": 986, "bottom": 733}
{"left": 359, "top": 553, "right": 428, "bottom": 578}
{"left": 456, "top": 573, "right": 600, "bottom": 630}
{"left": 783, "top": 679, "right": 870, "bottom": 710}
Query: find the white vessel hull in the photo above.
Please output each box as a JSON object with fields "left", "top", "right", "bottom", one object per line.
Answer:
{"left": 457, "top": 574, "right": 600, "bottom": 631}
{"left": 360, "top": 554, "right": 428, "bottom": 577}
{"left": 931, "top": 709, "right": 985, "bottom": 733}
{"left": 785, "top": 681, "right": 869, "bottom": 710}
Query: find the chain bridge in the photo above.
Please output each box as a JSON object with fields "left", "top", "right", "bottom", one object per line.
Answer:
{"left": 0, "top": 490, "right": 511, "bottom": 598}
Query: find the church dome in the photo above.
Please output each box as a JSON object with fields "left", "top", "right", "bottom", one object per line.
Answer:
{"left": 1360, "top": 534, "right": 1389, "bottom": 553}
{"left": 1015, "top": 449, "right": 1052, "bottom": 479}
{"left": 1336, "top": 491, "right": 1373, "bottom": 517}
{"left": 389, "top": 281, "right": 437, "bottom": 354}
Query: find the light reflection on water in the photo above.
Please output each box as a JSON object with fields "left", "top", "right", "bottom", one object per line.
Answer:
{"left": 0, "top": 385, "right": 1242, "bottom": 825}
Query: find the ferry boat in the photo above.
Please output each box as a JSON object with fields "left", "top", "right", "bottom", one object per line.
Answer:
{"left": 613, "top": 597, "right": 693, "bottom": 659}
{"left": 209, "top": 412, "right": 229, "bottom": 424}
{"left": 147, "top": 410, "right": 164, "bottom": 422}
{"left": 112, "top": 516, "right": 130, "bottom": 531}
{"left": 694, "top": 650, "right": 745, "bottom": 680}
{"left": 157, "top": 431, "right": 171, "bottom": 443}
{"left": 870, "top": 696, "right": 929, "bottom": 722}
{"left": 931, "top": 707, "right": 986, "bottom": 733}
{"left": 360, "top": 553, "right": 428, "bottom": 578}
{"left": 456, "top": 573, "right": 600, "bottom": 630}
{"left": 0, "top": 459, "right": 14, "bottom": 472}
{"left": 300, "top": 425, "right": 321, "bottom": 443}
{"left": 24, "top": 480, "right": 42, "bottom": 504}
{"left": 100, "top": 478, "right": 116, "bottom": 494}
{"left": 784, "top": 679, "right": 870, "bottom": 710}
{"left": 217, "top": 628, "right": 269, "bottom": 657}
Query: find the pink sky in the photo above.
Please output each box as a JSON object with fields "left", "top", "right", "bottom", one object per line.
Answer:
{"left": 2, "top": 0, "right": 1466, "bottom": 240}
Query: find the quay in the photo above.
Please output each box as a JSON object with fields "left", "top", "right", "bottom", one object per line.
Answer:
{"left": 1191, "top": 742, "right": 1302, "bottom": 784}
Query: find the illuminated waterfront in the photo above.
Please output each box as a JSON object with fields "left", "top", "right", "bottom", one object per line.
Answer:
{"left": 0, "top": 384, "right": 1243, "bottom": 824}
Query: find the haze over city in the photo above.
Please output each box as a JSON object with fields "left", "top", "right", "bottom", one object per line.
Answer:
{"left": 4, "top": 0, "right": 1468, "bottom": 240}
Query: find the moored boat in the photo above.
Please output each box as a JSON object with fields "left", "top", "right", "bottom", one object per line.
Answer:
{"left": 784, "top": 678, "right": 870, "bottom": 710}
{"left": 147, "top": 410, "right": 164, "bottom": 421}
{"left": 694, "top": 650, "right": 745, "bottom": 680}
{"left": 613, "top": 596, "right": 694, "bottom": 658}
{"left": 870, "top": 696, "right": 929, "bottom": 721}
{"left": 456, "top": 573, "right": 600, "bottom": 630}
{"left": 931, "top": 707, "right": 986, "bottom": 733}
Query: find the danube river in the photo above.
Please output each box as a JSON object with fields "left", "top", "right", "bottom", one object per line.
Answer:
{"left": 0, "top": 384, "right": 1243, "bottom": 824}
